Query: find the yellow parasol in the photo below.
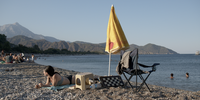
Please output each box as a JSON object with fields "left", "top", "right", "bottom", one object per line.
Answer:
{"left": 105, "top": 5, "right": 129, "bottom": 76}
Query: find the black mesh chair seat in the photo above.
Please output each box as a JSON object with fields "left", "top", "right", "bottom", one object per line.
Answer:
{"left": 123, "top": 68, "right": 147, "bottom": 75}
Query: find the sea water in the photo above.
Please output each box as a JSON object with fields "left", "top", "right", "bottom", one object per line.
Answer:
{"left": 35, "top": 54, "right": 200, "bottom": 92}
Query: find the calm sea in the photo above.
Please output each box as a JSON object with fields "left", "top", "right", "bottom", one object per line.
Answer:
{"left": 35, "top": 54, "right": 200, "bottom": 92}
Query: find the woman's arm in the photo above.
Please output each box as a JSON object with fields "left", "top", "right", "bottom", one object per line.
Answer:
{"left": 41, "top": 76, "right": 51, "bottom": 87}
{"left": 38, "top": 76, "right": 51, "bottom": 87}
{"left": 35, "top": 77, "right": 51, "bottom": 89}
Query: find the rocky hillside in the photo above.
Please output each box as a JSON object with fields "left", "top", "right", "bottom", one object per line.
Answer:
{"left": 7, "top": 35, "right": 178, "bottom": 54}
{"left": 128, "top": 44, "right": 177, "bottom": 54}
{"left": 7, "top": 35, "right": 105, "bottom": 53}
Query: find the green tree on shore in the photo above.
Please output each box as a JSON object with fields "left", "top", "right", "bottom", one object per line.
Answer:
{"left": 33, "top": 45, "right": 40, "bottom": 51}
{"left": 3, "top": 41, "right": 11, "bottom": 51}
{"left": 0, "top": 34, "right": 10, "bottom": 51}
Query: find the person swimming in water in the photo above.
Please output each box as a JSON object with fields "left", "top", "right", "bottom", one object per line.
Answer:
{"left": 35, "top": 66, "right": 75, "bottom": 89}
{"left": 186, "top": 72, "right": 189, "bottom": 78}
{"left": 170, "top": 73, "right": 174, "bottom": 79}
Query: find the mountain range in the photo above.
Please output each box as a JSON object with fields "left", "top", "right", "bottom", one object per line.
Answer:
{"left": 0, "top": 22, "right": 60, "bottom": 42}
{"left": 1, "top": 22, "right": 178, "bottom": 54}
{"left": 7, "top": 35, "right": 177, "bottom": 54}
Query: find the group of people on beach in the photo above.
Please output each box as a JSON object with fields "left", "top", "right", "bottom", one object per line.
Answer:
{"left": 1, "top": 50, "right": 75, "bottom": 89}
{"left": 0, "top": 50, "right": 35, "bottom": 64}
{"left": 170, "top": 73, "right": 189, "bottom": 79}
{"left": 0, "top": 49, "right": 74, "bottom": 89}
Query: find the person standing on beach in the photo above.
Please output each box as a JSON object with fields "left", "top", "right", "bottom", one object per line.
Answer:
{"left": 35, "top": 66, "right": 75, "bottom": 89}
{"left": 31, "top": 54, "right": 34, "bottom": 62}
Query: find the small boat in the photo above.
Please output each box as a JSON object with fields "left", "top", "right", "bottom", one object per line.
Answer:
{"left": 195, "top": 51, "right": 199, "bottom": 55}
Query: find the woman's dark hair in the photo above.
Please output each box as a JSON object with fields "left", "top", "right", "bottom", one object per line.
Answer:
{"left": 44, "top": 66, "right": 55, "bottom": 76}
{"left": 44, "top": 66, "right": 60, "bottom": 83}
{"left": 44, "top": 65, "right": 59, "bottom": 77}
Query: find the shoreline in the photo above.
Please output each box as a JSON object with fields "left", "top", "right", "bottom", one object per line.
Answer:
{"left": 0, "top": 62, "right": 200, "bottom": 99}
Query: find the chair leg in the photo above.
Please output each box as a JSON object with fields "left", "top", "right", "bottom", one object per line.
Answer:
{"left": 137, "top": 73, "right": 152, "bottom": 92}
{"left": 138, "top": 75, "right": 147, "bottom": 92}
{"left": 122, "top": 72, "right": 153, "bottom": 93}
{"left": 122, "top": 73, "right": 135, "bottom": 91}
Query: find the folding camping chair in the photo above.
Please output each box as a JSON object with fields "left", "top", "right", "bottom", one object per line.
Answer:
{"left": 116, "top": 48, "right": 160, "bottom": 92}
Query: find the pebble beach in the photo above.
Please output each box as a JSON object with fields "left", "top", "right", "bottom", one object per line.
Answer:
{"left": 1, "top": 62, "right": 200, "bottom": 100}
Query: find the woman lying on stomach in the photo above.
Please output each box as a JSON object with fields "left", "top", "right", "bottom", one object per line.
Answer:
{"left": 35, "top": 65, "right": 75, "bottom": 89}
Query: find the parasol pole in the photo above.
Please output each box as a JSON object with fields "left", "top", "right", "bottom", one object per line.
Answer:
{"left": 108, "top": 53, "right": 111, "bottom": 76}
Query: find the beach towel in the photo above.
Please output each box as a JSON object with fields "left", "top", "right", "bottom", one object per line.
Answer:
{"left": 42, "top": 84, "right": 75, "bottom": 91}
{"left": 0, "top": 61, "right": 5, "bottom": 64}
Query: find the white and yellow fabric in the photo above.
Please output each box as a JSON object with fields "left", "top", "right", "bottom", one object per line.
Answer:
{"left": 105, "top": 5, "right": 129, "bottom": 54}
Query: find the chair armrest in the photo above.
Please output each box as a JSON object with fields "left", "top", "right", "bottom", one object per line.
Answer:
{"left": 138, "top": 63, "right": 160, "bottom": 68}
{"left": 138, "top": 63, "right": 160, "bottom": 72}
{"left": 138, "top": 63, "right": 152, "bottom": 68}
{"left": 152, "top": 63, "right": 160, "bottom": 67}
{"left": 152, "top": 63, "right": 160, "bottom": 71}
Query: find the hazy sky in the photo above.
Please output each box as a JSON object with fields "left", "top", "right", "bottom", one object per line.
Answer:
{"left": 0, "top": 0, "right": 199, "bottom": 54}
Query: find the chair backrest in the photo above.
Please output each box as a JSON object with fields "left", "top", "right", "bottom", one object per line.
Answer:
{"left": 130, "top": 48, "right": 139, "bottom": 70}
{"left": 120, "top": 48, "right": 139, "bottom": 70}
